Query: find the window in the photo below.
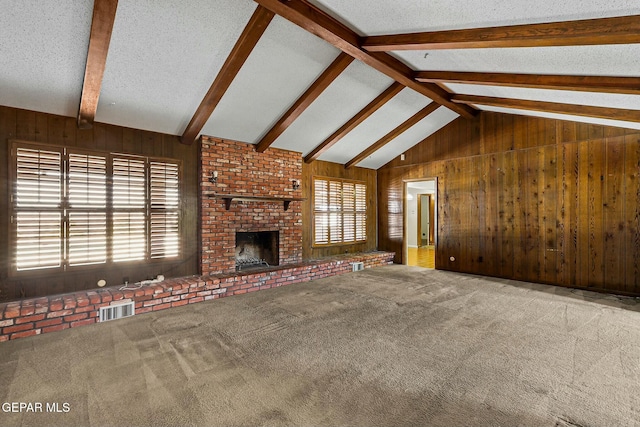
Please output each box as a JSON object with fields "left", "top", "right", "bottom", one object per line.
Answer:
{"left": 10, "top": 141, "right": 181, "bottom": 273}
{"left": 313, "top": 177, "right": 366, "bottom": 245}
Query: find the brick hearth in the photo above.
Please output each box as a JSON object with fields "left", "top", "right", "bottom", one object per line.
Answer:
{"left": 0, "top": 252, "right": 394, "bottom": 341}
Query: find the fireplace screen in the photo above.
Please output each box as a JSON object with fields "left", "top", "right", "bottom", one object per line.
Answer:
{"left": 235, "top": 231, "right": 279, "bottom": 271}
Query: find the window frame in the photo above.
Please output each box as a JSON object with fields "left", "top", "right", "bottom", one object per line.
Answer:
{"left": 9, "top": 140, "right": 183, "bottom": 277}
{"left": 312, "top": 175, "right": 367, "bottom": 248}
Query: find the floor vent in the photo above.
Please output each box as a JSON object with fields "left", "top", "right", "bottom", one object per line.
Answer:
{"left": 99, "top": 300, "right": 135, "bottom": 322}
{"left": 352, "top": 262, "right": 364, "bottom": 272}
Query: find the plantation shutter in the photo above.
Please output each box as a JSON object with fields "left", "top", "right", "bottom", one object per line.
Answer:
{"left": 355, "top": 183, "right": 366, "bottom": 241}
{"left": 313, "top": 177, "right": 367, "bottom": 246}
{"left": 11, "top": 141, "right": 183, "bottom": 274}
{"left": 313, "top": 178, "right": 329, "bottom": 245}
{"left": 14, "top": 147, "right": 63, "bottom": 270}
{"left": 112, "top": 156, "right": 147, "bottom": 262}
{"left": 150, "top": 161, "right": 180, "bottom": 259}
{"left": 67, "top": 153, "right": 107, "bottom": 266}
{"left": 329, "top": 180, "right": 342, "bottom": 243}
{"left": 342, "top": 182, "right": 355, "bottom": 243}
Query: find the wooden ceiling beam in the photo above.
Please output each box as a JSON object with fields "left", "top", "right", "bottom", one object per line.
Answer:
{"left": 452, "top": 94, "right": 640, "bottom": 123}
{"left": 304, "top": 82, "right": 404, "bottom": 163}
{"left": 345, "top": 102, "right": 440, "bottom": 169}
{"left": 253, "top": 0, "right": 476, "bottom": 119}
{"left": 77, "top": 0, "right": 119, "bottom": 129}
{"left": 180, "top": 6, "right": 275, "bottom": 145}
{"left": 362, "top": 15, "right": 640, "bottom": 51}
{"left": 255, "top": 52, "right": 354, "bottom": 153}
{"left": 415, "top": 71, "right": 640, "bottom": 95}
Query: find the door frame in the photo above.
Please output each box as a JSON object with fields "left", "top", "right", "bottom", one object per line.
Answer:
{"left": 403, "top": 177, "right": 438, "bottom": 266}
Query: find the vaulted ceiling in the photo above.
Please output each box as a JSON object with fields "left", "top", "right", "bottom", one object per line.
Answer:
{"left": 1, "top": 0, "right": 639, "bottom": 169}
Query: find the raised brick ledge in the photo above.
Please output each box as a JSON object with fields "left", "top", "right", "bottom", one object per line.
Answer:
{"left": 0, "top": 252, "right": 394, "bottom": 342}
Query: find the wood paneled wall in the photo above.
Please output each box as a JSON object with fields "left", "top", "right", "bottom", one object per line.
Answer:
{"left": 302, "top": 160, "right": 377, "bottom": 259}
{"left": 0, "top": 106, "right": 199, "bottom": 301}
{"left": 378, "top": 111, "right": 640, "bottom": 296}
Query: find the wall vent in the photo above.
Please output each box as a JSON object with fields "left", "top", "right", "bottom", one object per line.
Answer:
{"left": 352, "top": 262, "right": 364, "bottom": 272}
{"left": 99, "top": 300, "right": 135, "bottom": 322}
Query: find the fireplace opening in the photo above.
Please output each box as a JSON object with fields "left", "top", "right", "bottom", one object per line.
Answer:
{"left": 235, "top": 231, "right": 279, "bottom": 271}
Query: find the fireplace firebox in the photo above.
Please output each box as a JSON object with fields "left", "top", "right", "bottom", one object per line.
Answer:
{"left": 235, "top": 231, "right": 279, "bottom": 271}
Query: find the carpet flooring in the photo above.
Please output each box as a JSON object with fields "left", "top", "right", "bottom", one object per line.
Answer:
{"left": 2, "top": 265, "right": 640, "bottom": 426}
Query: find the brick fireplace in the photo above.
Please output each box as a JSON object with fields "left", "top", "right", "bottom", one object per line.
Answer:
{"left": 200, "top": 137, "right": 303, "bottom": 275}
{"left": 1, "top": 136, "right": 396, "bottom": 342}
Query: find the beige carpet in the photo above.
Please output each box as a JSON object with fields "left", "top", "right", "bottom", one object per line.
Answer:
{"left": 1, "top": 265, "right": 640, "bottom": 427}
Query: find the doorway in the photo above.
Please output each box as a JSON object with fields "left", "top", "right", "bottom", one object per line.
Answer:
{"left": 405, "top": 179, "right": 436, "bottom": 269}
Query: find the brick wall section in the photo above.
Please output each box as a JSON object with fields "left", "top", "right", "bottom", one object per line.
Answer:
{"left": 201, "top": 137, "right": 303, "bottom": 274}
{"left": 0, "top": 252, "right": 394, "bottom": 342}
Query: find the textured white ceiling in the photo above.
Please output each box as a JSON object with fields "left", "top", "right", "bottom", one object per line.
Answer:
{"left": 97, "top": 0, "right": 257, "bottom": 136}
{"left": 202, "top": 15, "right": 340, "bottom": 144}
{"left": 308, "top": 0, "right": 640, "bottom": 35}
{"left": 0, "top": 0, "right": 92, "bottom": 117}
{"left": 318, "top": 88, "right": 432, "bottom": 165}
{"left": 395, "top": 44, "right": 640, "bottom": 77}
{"left": 304, "top": 0, "right": 640, "bottom": 151}
{"left": 356, "top": 107, "right": 459, "bottom": 170}
{"left": 272, "top": 60, "right": 393, "bottom": 155}
{"left": 445, "top": 84, "right": 640, "bottom": 110}
{"left": 2, "top": 0, "right": 639, "bottom": 170}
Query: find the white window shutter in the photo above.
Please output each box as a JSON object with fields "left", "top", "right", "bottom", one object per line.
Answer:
{"left": 14, "top": 147, "right": 63, "bottom": 270}
{"left": 67, "top": 153, "right": 107, "bottom": 266}
{"left": 150, "top": 162, "right": 180, "bottom": 259}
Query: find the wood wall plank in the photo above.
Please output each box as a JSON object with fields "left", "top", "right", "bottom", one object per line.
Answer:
{"left": 576, "top": 140, "right": 590, "bottom": 288}
{"left": 484, "top": 153, "right": 498, "bottom": 276}
{"left": 0, "top": 107, "right": 17, "bottom": 292}
{"left": 588, "top": 138, "right": 605, "bottom": 288}
{"left": 603, "top": 136, "right": 625, "bottom": 290}
{"left": 435, "top": 162, "right": 449, "bottom": 269}
{"left": 15, "top": 109, "right": 36, "bottom": 141}
{"left": 482, "top": 112, "right": 499, "bottom": 154}
{"left": 469, "top": 158, "right": 482, "bottom": 272}
{"left": 558, "top": 142, "right": 578, "bottom": 287}
{"left": 497, "top": 151, "right": 515, "bottom": 277}
{"left": 575, "top": 122, "right": 591, "bottom": 143}
{"left": 500, "top": 114, "right": 515, "bottom": 152}
{"left": 378, "top": 111, "right": 640, "bottom": 296}
{"left": 526, "top": 148, "right": 541, "bottom": 280}
{"left": 560, "top": 121, "right": 576, "bottom": 144}
{"left": 541, "top": 145, "right": 558, "bottom": 283}
{"left": 513, "top": 150, "right": 527, "bottom": 281}
{"left": 624, "top": 134, "right": 640, "bottom": 293}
